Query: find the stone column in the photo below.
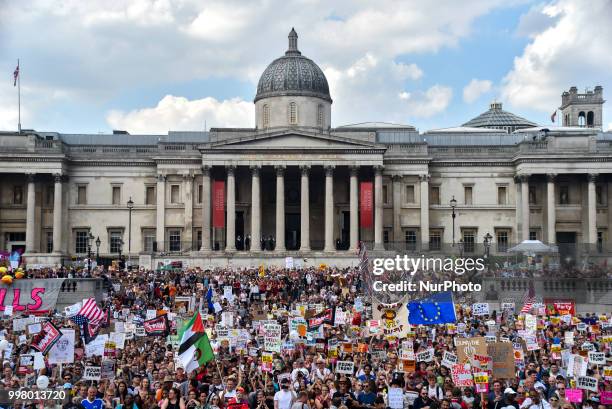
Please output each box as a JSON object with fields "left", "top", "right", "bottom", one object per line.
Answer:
{"left": 275, "top": 165, "right": 286, "bottom": 253}
{"left": 392, "top": 175, "right": 402, "bottom": 246}
{"left": 349, "top": 166, "right": 359, "bottom": 252}
{"left": 520, "top": 175, "right": 530, "bottom": 241}
{"left": 25, "top": 173, "right": 37, "bottom": 252}
{"left": 324, "top": 166, "right": 335, "bottom": 252}
{"left": 200, "top": 166, "right": 211, "bottom": 251}
{"left": 420, "top": 174, "right": 430, "bottom": 251}
{"left": 52, "top": 174, "right": 63, "bottom": 253}
{"left": 156, "top": 174, "right": 166, "bottom": 252}
{"left": 374, "top": 165, "right": 385, "bottom": 251}
{"left": 300, "top": 165, "right": 311, "bottom": 252}
{"left": 226, "top": 166, "right": 236, "bottom": 252}
{"left": 183, "top": 173, "right": 194, "bottom": 250}
{"left": 546, "top": 174, "right": 556, "bottom": 244}
{"left": 588, "top": 173, "right": 598, "bottom": 249}
{"left": 514, "top": 176, "right": 521, "bottom": 244}
{"left": 250, "top": 165, "right": 261, "bottom": 252}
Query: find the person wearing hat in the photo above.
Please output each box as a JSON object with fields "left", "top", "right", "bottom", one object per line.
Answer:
{"left": 502, "top": 388, "right": 519, "bottom": 409}
{"left": 520, "top": 388, "right": 551, "bottom": 409}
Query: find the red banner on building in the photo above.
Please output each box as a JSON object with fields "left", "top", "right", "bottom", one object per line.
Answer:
{"left": 212, "top": 180, "right": 225, "bottom": 228}
{"left": 360, "top": 181, "right": 373, "bottom": 228}
{"left": 544, "top": 298, "right": 576, "bottom": 316}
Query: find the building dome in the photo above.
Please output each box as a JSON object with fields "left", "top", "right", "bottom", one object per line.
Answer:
{"left": 254, "top": 28, "right": 332, "bottom": 103}
{"left": 462, "top": 102, "right": 537, "bottom": 133}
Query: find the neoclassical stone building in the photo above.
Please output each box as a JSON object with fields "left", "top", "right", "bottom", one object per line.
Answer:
{"left": 0, "top": 30, "right": 610, "bottom": 268}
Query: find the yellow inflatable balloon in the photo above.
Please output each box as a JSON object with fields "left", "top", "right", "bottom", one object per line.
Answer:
{"left": 14, "top": 271, "right": 24, "bottom": 279}
{"left": 0, "top": 267, "right": 6, "bottom": 274}
{"left": 1, "top": 275, "right": 13, "bottom": 285}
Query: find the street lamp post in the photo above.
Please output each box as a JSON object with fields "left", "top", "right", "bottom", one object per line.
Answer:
{"left": 87, "top": 232, "right": 94, "bottom": 274}
{"left": 450, "top": 196, "right": 457, "bottom": 247}
{"left": 127, "top": 197, "right": 134, "bottom": 268}
{"left": 95, "top": 236, "right": 101, "bottom": 266}
{"left": 483, "top": 232, "right": 492, "bottom": 273}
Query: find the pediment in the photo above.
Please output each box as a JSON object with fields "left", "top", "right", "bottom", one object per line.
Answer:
{"left": 209, "top": 131, "right": 380, "bottom": 150}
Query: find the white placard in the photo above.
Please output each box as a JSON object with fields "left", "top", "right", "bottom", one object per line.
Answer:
{"left": 4, "top": 306, "right": 13, "bottom": 316}
{"left": 442, "top": 351, "right": 458, "bottom": 368}
{"left": 109, "top": 332, "right": 126, "bottom": 349}
{"left": 564, "top": 331, "right": 574, "bottom": 346}
{"left": 335, "top": 360, "right": 355, "bottom": 375}
{"left": 576, "top": 376, "right": 598, "bottom": 392}
{"left": 146, "top": 310, "right": 157, "bottom": 320}
{"left": 567, "top": 354, "right": 588, "bottom": 377}
{"left": 388, "top": 387, "right": 404, "bottom": 409}
{"left": 27, "top": 323, "right": 41, "bottom": 334}
{"left": 85, "top": 334, "right": 109, "bottom": 357}
{"left": 472, "top": 303, "right": 490, "bottom": 316}
{"left": 588, "top": 351, "right": 605, "bottom": 365}
{"left": 416, "top": 348, "right": 434, "bottom": 362}
{"left": 83, "top": 366, "right": 102, "bottom": 381}
{"left": 285, "top": 257, "right": 294, "bottom": 269}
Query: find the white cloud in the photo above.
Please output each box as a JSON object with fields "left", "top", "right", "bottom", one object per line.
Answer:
{"left": 0, "top": 0, "right": 512, "bottom": 130}
{"left": 106, "top": 95, "right": 254, "bottom": 133}
{"left": 463, "top": 79, "right": 492, "bottom": 103}
{"left": 502, "top": 0, "right": 612, "bottom": 123}
{"left": 608, "top": 123, "right": 612, "bottom": 131}
{"left": 399, "top": 85, "right": 453, "bottom": 118}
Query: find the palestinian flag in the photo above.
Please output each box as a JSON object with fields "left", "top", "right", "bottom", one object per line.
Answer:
{"left": 178, "top": 312, "right": 214, "bottom": 373}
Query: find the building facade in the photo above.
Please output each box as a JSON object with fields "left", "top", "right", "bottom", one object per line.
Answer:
{"left": 0, "top": 30, "right": 610, "bottom": 268}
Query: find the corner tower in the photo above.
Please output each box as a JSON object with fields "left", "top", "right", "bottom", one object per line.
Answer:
{"left": 560, "top": 86, "right": 605, "bottom": 128}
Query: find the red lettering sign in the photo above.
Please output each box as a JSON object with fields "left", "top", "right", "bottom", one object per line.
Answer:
{"left": 360, "top": 182, "right": 373, "bottom": 228}
{"left": 0, "top": 288, "right": 48, "bottom": 313}
{"left": 212, "top": 180, "right": 225, "bottom": 228}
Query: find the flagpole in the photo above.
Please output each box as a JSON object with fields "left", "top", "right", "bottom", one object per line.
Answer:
{"left": 17, "top": 59, "right": 21, "bottom": 134}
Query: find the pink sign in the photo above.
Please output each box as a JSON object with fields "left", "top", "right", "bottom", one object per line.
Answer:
{"left": 565, "top": 388, "right": 582, "bottom": 403}
{"left": 601, "top": 391, "right": 612, "bottom": 405}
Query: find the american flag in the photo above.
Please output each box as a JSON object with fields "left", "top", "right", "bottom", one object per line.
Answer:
{"left": 76, "top": 298, "right": 104, "bottom": 324}
{"left": 13, "top": 62, "right": 19, "bottom": 87}
{"left": 520, "top": 282, "right": 536, "bottom": 313}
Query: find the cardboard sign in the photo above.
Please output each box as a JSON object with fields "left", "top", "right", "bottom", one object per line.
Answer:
{"left": 455, "top": 337, "right": 486, "bottom": 365}
{"left": 451, "top": 364, "right": 474, "bottom": 387}
{"left": 576, "top": 376, "right": 597, "bottom": 392}
{"left": 588, "top": 351, "right": 605, "bottom": 365}
{"left": 335, "top": 360, "right": 355, "bottom": 375}
{"left": 472, "top": 303, "right": 490, "bottom": 316}
{"left": 398, "top": 359, "right": 416, "bottom": 373}
{"left": 487, "top": 342, "right": 515, "bottom": 379}
{"left": 565, "top": 389, "right": 582, "bottom": 403}
{"left": 441, "top": 351, "right": 458, "bottom": 368}
{"left": 83, "top": 366, "right": 102, "bottom": 381}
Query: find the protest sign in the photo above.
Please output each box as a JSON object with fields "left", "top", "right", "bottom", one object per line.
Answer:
{"left": 567, "top": 354, "right": 588, "bottom": 377}
{"left": 416, "top": 348, "right": 434, "bottom": 362}
{"left": 441, "top": 351, "right": 458, "bottom": 368}
{"left": 487, "top": 342, "right": 515, "bottom": 379}
{"left": 143, "top": 315, "right": 169, "bottom": 337}
{"left": 373, "top": 302, "right": 409, "bottom": 338}
{"left": 101, "top": 359, "right": 115, "bottom": 380}
{"left": 83, "top": 366, "right": 101, "bottom": 381}
{"left": 472, "top": 303, "right": 489, "bottom": 316}
{"left": 455, "top": 337, "right": 486, "bottom": 364}
{"left": 388, "top": 388, "right": 404, "bottom": 409}
{"left": 576, "top": 376, "right": 597, "bottom": 392}
{"left": 263, "top": 323, "right": 282, "bottom": 353}
{"left": 603, "top": 366, "right": 612, "bottom": 381}
{"left": 588, "top": 351, "right": 605, "bottom": 365}
{"left": 30, "top": 321, "right": 62, "bottom": 355}
{"left": 601, "top": 391, "right": 612, "bottom": 405}
{"left": 48, "top": 329, "right": 75, "bottom": 364}
{"left": 565, "top": 389, "right": 582, "bottom": 403}
{"left": 451, "top": 364, "right": 474, "bottom": 387}
{"left": 473, "top": 372, "right": 489, "bottom": 393}
{"left": 335, "top": 361, "right": 355, "bottom": 375}
{"left": 0, "top": 279, "right": 66, "bottom": 313}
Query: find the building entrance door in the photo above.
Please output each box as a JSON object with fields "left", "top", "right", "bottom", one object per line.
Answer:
{"left": 556, "top": 232, "right": 576, "bottom": 267}
{"left": 286, "top": 213, "right": 300, "bottom": 250}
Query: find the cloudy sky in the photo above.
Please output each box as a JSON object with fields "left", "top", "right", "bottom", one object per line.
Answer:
{"left": 0, "top": 0, "right": 611, "bottom": 134}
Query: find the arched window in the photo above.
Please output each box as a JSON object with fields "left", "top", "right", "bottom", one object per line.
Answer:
{"left": 587, "top": 111, "right": 594, "bottom": 127}
{"left": 263, "top": 104, "right": 270, "bottom": 128}
{"left": 317, "top": 104, "right": 324, "bottom": 128}
{"left": 578, "top": 111, "right": 586, "bottom": 127}
{"left": 289, "top": 102, "right": 297, "bottom": 125}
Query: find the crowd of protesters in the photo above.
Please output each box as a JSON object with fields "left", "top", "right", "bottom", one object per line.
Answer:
{"left": 0, "top": 263, "right": 609, "bottom": 409}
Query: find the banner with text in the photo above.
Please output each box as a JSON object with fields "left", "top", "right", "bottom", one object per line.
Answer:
{"left": 212, "top": 180, "right": 225, "bottom": 228}
{"left": 360, "top": 181, "right": 373, "bottom": 228}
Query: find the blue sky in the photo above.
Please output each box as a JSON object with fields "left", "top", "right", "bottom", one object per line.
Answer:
{"left": 0, "top": 0, "right": 610, "bottom": 134}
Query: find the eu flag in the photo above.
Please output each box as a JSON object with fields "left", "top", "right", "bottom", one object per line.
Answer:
{"left": 408, "top": 291, "right": 456, "bottom": 325}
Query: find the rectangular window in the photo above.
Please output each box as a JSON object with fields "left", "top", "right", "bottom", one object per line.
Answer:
{"left": 404, "top": 230, "right": 417, "bottom": 251}
{"left": 597, "top": 231, "right": 604, "bottom": 253}
{"left": 528, "top": 186, "right": 537, "bottom": 205}
{"left": 13, "top": 186, "right": 23, "bottom": 205}
{"left": 596, "top": 185, "right": 604, "bottom": 205}
{"left": 196, "top": 229, "right": 202, "bottom": 250}
{"left": 7, "top": 232, "right": 26, "bottom": 242}
{"left": 405, "top": 185, "right": 415, "bottom": 203}
{"left": 462, "top": 230, "right": 475, "bottom": 253}
{"left": 169, "top": 229, "right": 181, "bottom": 252}
{"left": 75, "top": 230, "right": 89, "bottom": 254}
{"left": 430, "top": 230, "right": 442, "bottom": 251}
{"left": 496, "top": 230, "right": 509, "bottom": 253}
{"left": 112, "top": 186, "right": 121, "bottom": 205}
{"left": 382, "top": 185, "right": 389, "bottom": 205}
{"left": 45, "top": 186, "right": 54, "bottom": 206}
{"left": 145, "top": 186, "right": 156, "bottom": 205}
{"left": 46, "top": 231, "right": 53, "bottom": 253}
{"left": 529, "top": 230, "right": 537, "bottom": 241}
{"left": 464, "top": 186, "right": 473, "bottom": 205}
{"left": 109, "top": 230, "right": 123, "bottom": 253}
{"left": 77, "top": 185, "right": 87, "bottom": 205}
{"left": 143, "top": 229, "right": 156, "bottom": 253}
{"left": 170, "top": 185, "right": 180, "bottom": 204}
{"left": 559, "top": 185, "right": 569, "bottom": 204}
{"left": 497, "top": 186, "right": 508, "bottom": 205}
{"left": 430, "top": 186, "right": 440, "bottom": 205}
{"left": 197, "top": 184, "right": 203, "bottom": 204}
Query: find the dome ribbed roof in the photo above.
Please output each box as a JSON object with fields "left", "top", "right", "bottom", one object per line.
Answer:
{"left": 462, "top": 102, "right": 537, "bottom": 129}
{"left": 255, "top": 29, "right": 332, "bottom": 103}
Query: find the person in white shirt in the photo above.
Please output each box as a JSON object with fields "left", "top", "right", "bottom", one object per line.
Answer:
{"left": 522, "top": 388, "right": 551, "bottom": 409}
{"left": 311, "top": 358, "right": 331, "bottom": 381}
{"left": 275, "top": 379, "right": 296, "bottom": 409}
{"left": 291, "top": 359, "right": 310, "bottom": 383}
